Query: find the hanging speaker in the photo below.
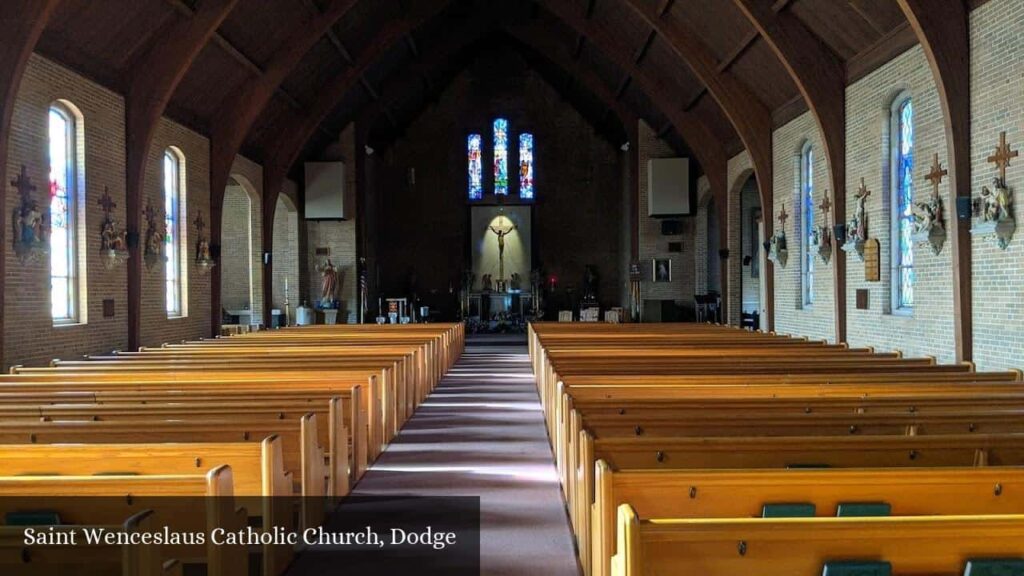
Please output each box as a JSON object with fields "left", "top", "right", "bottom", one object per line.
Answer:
{"left": 956, "top": 196, "right": 973, "bottom": 220}
{"left": 833, "top": 224, "right": 847, "bottom": 246}
{"left": 718, "top": 249, "right": 730, "bottom": 260}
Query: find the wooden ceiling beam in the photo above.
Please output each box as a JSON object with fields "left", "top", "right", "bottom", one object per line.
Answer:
{"left": 126, "top": 0, "right": 239, "bottom": 348}
{"left": 0, "top": 0, "right": 61, "bottom": 369}
{"left": 621, "top": 0, "right": 774, "bottom": 329}
{"left": 731, "top": 0, "right": 848, "bottom": 344}
{"left": 896, "top": 0, "right": 972, "bottom": 362}
{"left": 207, "top": 0, "right": 359, "bottom": 330}
{"left": 633, "top": 30, "right": 657, "bottom": 65}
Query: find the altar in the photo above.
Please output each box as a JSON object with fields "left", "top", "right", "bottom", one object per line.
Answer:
{"left": 468, "top": 291, "right": 533, "bottom": 319}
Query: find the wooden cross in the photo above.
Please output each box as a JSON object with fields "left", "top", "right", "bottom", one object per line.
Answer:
{"left": 857, "top": 178, "right": 871, "bottom": 200}
{"left": 987, "top": 131, "right": 1017, "bottom": 184}
{"left": 97, "top": 186, "right": 117, "bottom": 215}
{"left": 143, "top": 202, "right": 160, "bottom": 224}
{"left": 777, "top": 203, "right": 789, "bottom": 227}
{"left": 818, "top": 191, "right": 831, "bottom": 215}
{"left": 193, "top": 211, "right": 207, "bottom": 234}
{"left": 10, "top": 164, "right": 36, "bottom": 203}
{"left": 925, "top": 153, "right": 947, "bottom": 198}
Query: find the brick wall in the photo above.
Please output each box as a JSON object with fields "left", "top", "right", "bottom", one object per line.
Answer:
{"left": 2, "top": 54, "right": 300, "bottom": 365}
{"left": 271, "top": 194, "right": 300, "bottom": 320}
{"left": 637, "top": 121, "right": 696, "bottom": 314}
{"left": 969, "top": 0, "right": 1024, "bottom": 371}
{"left": 771, "top": 111, "right": 835, "bottom": 342}
{"left": 726, "top": 151, "right": 753, "bottom": 325}
{"left": 739, "top": 176, "right": 763, "bottom": 316}
{"left": 221, "top": 183, "right": 254, "bottom": 311}
{"left": 4, "top": 54, "right": 128, "bottom": 367}
{"left": 304, "top": 124, "right": 358, "bottom": 322}
{"left": 138, "top": 117, "right": 212, "bottom": 348}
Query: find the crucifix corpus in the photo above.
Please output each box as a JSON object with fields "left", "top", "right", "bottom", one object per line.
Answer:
{"left": 488, "top": 216, "right": 517, "bottom": 283}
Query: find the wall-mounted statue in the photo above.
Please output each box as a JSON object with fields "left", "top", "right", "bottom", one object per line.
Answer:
{"left": 767, "top": 204, "right": 789, "bottom": 268}
{"left": 97, "top": 186, "right": 128, "bottom": 269}
{"left": 10, "top": 165, "right": 50, "bottom": 262}
{"left": 972, "top": 132, "right": 1017, "bottom": 249}
{"left": 193, "top": 210, "right": 215, "bottom": 271}
{"left": 910, "top": 154, "right": 948, "bottom": 256}
{"left": 812, "top": 192, "right": 833, "bottom": 264}
{"left": 143, "top": 201, "right": 165, "bottom": 270}
{"left": 843, "top": 178, "right": 871, "bottom": 261}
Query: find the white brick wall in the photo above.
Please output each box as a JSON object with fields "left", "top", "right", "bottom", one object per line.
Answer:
{"left": 969, "top": 0, "right": 1024, "bottom": 370}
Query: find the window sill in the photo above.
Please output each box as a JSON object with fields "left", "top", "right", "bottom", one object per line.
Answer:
{"left": 890, "top": 308, "right": 913, "bottom": 318}
{"left": 53, "top": 320, "right": 85, "bottom": 328}
{"left": 167, "top": 314, "right": 188, "bottom": 320}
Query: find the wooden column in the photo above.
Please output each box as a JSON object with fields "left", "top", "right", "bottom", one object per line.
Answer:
{"left": 124, "top": 0, "right": 237, "bottom": 348}
{"left": 731, "top": 0, "right": 847, "bottom": 342}
{"left": 896, "top": 0, "right": 972, "bottom": 362}
{"left": 261, "top": 168, "right": 286, "bottom": 327}
{"left": 0, "top": 0, "right": 60, "bottom": 368}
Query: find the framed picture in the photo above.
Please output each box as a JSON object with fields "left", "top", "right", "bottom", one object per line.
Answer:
{"left": 652, "top": 258, "right": 672, "bottom": 283}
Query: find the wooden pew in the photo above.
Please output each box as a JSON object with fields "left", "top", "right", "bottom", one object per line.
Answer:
{"left": 0, "top": 375, "right": 372, "bottom": 473}
{"left": 0, "top": 412, "right": 348, "bottom": 504}
{"left": 0, "top": 440, "right": 293, "bottom": 576}
{"left": 0, "top": 467, "right": 246, "bottom": 576}
{"left": 611, "top": 504, "right": 1024, "bottom": 576}
{"left": 0, "top": 510, "right": 164, "bottom": 576}
{"left": 590, "top": 464, "right": 1024, "bottom": 576}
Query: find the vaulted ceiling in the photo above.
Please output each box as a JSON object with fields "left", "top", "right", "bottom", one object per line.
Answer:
{"left": 34, "top": 0, "right": 918, "bottom": 180}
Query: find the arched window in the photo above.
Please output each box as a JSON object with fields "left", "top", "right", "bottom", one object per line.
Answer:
{"left": 493, "top": 118, "right": 509, "bottom": 195}
{"left": 519, "top": 132, "right": 534, "bottom": 199}
{"left": 48, "top": 103, "right": 84, "bottom": 324}
{"left": 891, "top": 96, "right": 915, "bottom": 312}
{"left": 467, "top": 133, "right": 482, "bottom": 200}
{"left": 163, "top": 148, "right": 187, "bottom": 317}
{"left": 800, "top": 143, "right": 814, "bottom": 307}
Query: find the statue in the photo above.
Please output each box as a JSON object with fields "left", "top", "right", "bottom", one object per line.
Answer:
{"left": 481, "top": 273, "right": 492, "bottom": 293}
{"left": 913, "top": 195, "right": 943, "bottom": 235}
{"left": 10, "top": 165, "right": 49, "bottom": 262}
{"left": 978, "top": 177, "right": 1013, "bottom": 223}
{"left": 19, "top": 201, "right": 44, "bottom": 245}
{"left": 487, "top": 216, "right": 516, "bottom": 284}
{"left": 509, "top": 272, "right": 522, "bottom": 291}
{"left": 843, "top": 179, "right": 871, "bottom": 260}
{"left": 142, "top": 202, "right": 165, "bottom": 269}
{"left": 101, "top": 218, "right": 127, "bottom": 252}
{"left": 316, "top": 259, "right": 339, "bottom": 308}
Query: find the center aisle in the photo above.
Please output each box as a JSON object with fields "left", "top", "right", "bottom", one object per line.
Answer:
{"left": 352, "top": 335, "right": 580, "bottom": 575}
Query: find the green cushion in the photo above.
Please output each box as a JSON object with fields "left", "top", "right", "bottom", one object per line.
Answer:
{"left": 786, "top": 463, "right": 832, "bottom": 469}
{"left": 963, "top": 559, "right": 1024, "bottom": 576}
{"left": 822, "top": 561, "right": 891, "bottom": 576}
{"left": 5, "top": 511, "right": 62, "bottom": 526}
{"left": 835, "top": 502, "right": 891, "bottom": 517}
{"left": 762, "top": 503, "right": 816, "bottom": 518}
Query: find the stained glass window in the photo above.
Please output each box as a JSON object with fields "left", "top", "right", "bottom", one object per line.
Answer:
{"left": 801, "top": 144, "right": 814, "bottom": 307}
{"left": 893, "top": 97, "right": 915, "bottom": 311}
{"left": 493, "top": 118, "right": 508, "bottom": 195}
{"left": 49, "top": 105, "right": 78, "bottom": 323}
{"left": 519, "top": 133, "right": 534, "bottom": 199}
{"left": 467, "top": 134, "right": 483, "bottom": 200}
{"left": 164, "top": 149, "right": 184, "bottom": 317}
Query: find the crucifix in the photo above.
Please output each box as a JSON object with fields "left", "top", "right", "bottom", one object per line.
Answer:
{"left": 818, "top": 191, "right": 832, "bottom": 222}
{"left": 11, "top": 164, "right": 36, "bottom": 203}
{"left": 98, "top": 186, "right": 117, "bottom": 215}
{"left": 488, "top": 215, "right": 516, "bottom": 282}
{"left": 987, "top": 131, "right": 1018, "bottom": 185}
{"left": 776, "top": 203, "right": 789, "bottom": 230}
{"left": 925, "top": 153, "right": 947, "bottom": 198}
{"left": 192, "top": 211, "right": 207, "bottom": 235}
